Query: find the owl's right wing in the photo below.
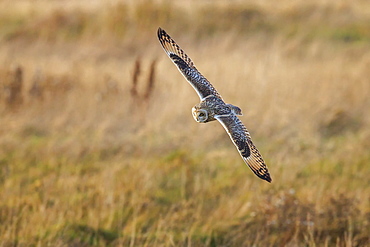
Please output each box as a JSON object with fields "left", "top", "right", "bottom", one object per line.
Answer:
{"left": 215, "top": 114, "right": 272, "bottom": 183}
{"left": 157, "top": 28, "right": 222, "bottom": 100}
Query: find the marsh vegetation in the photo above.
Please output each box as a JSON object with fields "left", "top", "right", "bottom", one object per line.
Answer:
{"left": 0, "top": 0, "right": 369, "bottom": 246}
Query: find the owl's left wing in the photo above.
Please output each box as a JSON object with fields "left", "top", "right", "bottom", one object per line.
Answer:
{"left": 157, "top": 28, "right": 222, "bottom": 100}
{"left": 215, "top": 114, "right": 272, "bottom": 183}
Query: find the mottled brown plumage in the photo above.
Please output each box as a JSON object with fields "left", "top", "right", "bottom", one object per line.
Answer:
{"left": 157, "top": 27, "right": 272, "bottom": 183}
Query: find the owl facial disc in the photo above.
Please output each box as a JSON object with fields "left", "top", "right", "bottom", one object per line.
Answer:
{"left": 192, "top": 107, "right": 208, "bottom": 123}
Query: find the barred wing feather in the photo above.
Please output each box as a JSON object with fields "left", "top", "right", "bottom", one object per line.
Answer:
{"left": 157, "top": 27, "right": 222, "bottom": 100}
{"left": 216, "top": 115, "right": 272, "bottom": 182}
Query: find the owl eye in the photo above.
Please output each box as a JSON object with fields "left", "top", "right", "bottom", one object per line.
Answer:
{"left": 199, "top": 112, "right": 205, "bottom": 117}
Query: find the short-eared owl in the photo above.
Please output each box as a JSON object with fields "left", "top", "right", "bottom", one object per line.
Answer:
{"left": 157, "top": 28, "right": 272, "bottom": 183}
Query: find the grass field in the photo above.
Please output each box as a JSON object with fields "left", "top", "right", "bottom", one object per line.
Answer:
{"left": 0, "top": 0, "right": 369, "bottom": 246}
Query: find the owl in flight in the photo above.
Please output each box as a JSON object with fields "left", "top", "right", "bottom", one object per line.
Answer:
{"left": 157, "top": 28, "right": 272, "bottom": 183}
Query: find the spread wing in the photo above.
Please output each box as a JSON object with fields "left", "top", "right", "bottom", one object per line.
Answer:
{"left": 157, "top": 27, "right": 222, "bottom": 100}
{"left": 215, "top": 114, "right": 272, "bottom": 182}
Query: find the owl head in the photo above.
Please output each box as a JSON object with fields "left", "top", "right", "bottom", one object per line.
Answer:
{"left": 192, "top": 107, "right": 208, "bottom": 123}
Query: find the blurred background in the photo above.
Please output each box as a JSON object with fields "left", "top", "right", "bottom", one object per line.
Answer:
{"left": 0, "top": 0, "right": 369, "bottom": 246}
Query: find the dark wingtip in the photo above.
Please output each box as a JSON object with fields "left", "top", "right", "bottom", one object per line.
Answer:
{"left": 157, "top": 27, "right": 166, "bottom": 39}
{"left": 253, "top": 169, "right": 272, "bottom": 183}
{"left": 263, "top": 174, "right": 272, "bottom": 183}
{"left": 255, "top": 171, "right": 272, "bottom": 183}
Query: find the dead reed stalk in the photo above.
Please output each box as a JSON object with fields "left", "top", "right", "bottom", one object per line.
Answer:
{"left": 4, "top": 65, "right": 23, "bottom": 108}
{"left": 29, "top": 69, "right": 44, "bottom": 100}
{"left": 130, "top": 58, "right": 141, "bottom": 99}
{"left": 144, "top": 59, "right": 156, "bottom": 101}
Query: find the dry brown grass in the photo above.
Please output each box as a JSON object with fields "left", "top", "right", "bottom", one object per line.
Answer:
{"left": 0, "top": 0, "right": 369, "bottom": 246}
